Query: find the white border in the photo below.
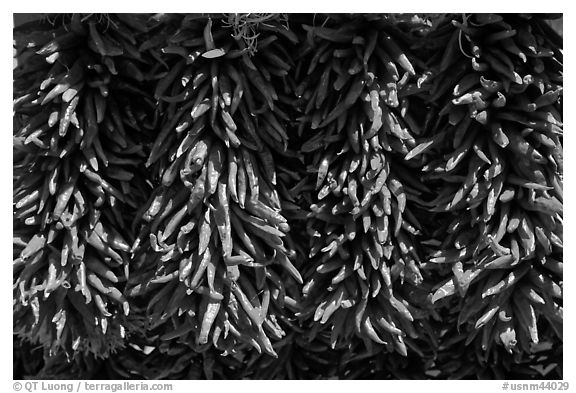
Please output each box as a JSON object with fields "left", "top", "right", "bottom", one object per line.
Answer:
{"left": 5, "top": 4, "right": 571, "bottom": 390}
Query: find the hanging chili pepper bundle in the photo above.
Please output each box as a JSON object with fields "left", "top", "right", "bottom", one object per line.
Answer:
{"left": 13, "top": 13, "right": 156, "bottom": 357}
{"left": 125, "top": 14, "right": 302, "bottom": 358}
{"left": 410, "top": 13, "right": 562, "bottom": 361}
{"left": 288, "top": 14, "right": 434, "bottom": 356}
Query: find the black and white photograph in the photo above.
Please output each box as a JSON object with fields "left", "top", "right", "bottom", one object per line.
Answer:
{"left": 12, "top": 11, "right": 564, "bottom": 382}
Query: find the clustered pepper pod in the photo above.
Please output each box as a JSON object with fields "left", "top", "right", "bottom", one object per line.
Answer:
{"left": 13, "top": 13, "right": 562, "bottom": 379}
